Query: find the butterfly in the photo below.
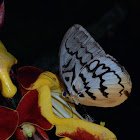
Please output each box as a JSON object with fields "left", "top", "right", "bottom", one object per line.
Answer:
{"left": 59, "top": 24, "right": 132, "bottom": 107}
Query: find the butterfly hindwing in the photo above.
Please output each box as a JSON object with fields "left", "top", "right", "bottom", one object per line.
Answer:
{"left": 71, "top": 55, "right": 131, "bottom": 107}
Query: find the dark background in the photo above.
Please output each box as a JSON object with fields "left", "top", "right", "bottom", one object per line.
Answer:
{"left": 0, "top": 0, "right": 139, "bottom": 139}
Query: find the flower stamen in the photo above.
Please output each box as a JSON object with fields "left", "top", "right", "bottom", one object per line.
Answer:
{"left": 21, "top": 124, "right": 35, "bottom": 138}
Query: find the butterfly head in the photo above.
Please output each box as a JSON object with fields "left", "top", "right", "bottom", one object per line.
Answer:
{"left": 62, "top": 91, "right": 80, "bottom": 105}
{"left": 62, "top": 91, "right": 67, "bottom": 97}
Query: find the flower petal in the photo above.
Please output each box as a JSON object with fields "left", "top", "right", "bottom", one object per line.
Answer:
{"left": 18, "top": 68, "right": 117, "bottom": 139}
{"left": 0, "top": 106, "right": 18, "bottom": 140}
{"left": 55, "top": 121, "right": 114, "bottom": 140}
{"left": 38, "top": 85, "right": 117, "bottom": 140}
{"left": 16, "top": 89, "right": 53, "bottom": 130}
{"left": 18, "top": 83, "right": 29, "bottom": 96}
{"left": 18, "top": 66, "right": 42, "bottom": 89}
{"left": 15, "top": 127, "right": 25, "bottom": 140}
{"left": 58, "top": 127, "right": 101, "bottom": 140}
{"left": 35, "top": 126, "right": 50, "bottom": 140}
{"left": 18, "top": 67, "right": 84, "bottom": 121}
{"left": 0, "top": 41, "right": 17, "bottom": 98}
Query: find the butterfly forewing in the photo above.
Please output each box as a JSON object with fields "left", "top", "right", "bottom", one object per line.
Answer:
{"left": 59, "top": 24, "right": 132, "bottom": 107}
{"left": 59, "top": 24, "right": 106, "bottom": 94}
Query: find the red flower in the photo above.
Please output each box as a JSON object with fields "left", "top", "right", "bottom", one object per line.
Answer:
{"left": 0, "top": 65, "right": 117, "bottom": 140}
{"left": 0, "top": 89, "right": 53, "bottom": 140}
{"left": 17, "top": 66, "right": 117, "bottom": 140}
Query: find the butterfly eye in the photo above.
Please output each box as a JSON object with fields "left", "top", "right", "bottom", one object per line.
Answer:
{"left": 62, "top": 91, "right": 67, "bottom": 97}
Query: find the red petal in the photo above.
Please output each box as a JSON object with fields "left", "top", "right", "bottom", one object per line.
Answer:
{"left": 18, "top": 82, "right": 29, "bottom": 96}
{"left": 15, "top": 127, "right": 25, "bottom": 140}
{"left": 59, "top": 128, "right": 101, "bottom": 140}
{"left": 0, "top": 0, "right": 4, "bottom": 27}
{"left": 16, "top": 90, "right": 53, "bottom": 130}
{"left": 35, "top": 126, "right": 50, "bottom": 140}
{"left": 0, "top": 106, "right": 18, "bottom": 140}
{"left": 18, "top": 66, "right": 42, "bottom": 88}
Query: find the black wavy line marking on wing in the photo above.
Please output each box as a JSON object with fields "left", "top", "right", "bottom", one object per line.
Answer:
{"left": 62, "top": 58, "right": 72, "bottom": 69}
{"left": 79, "top": 73, "right": 97, "bottom": 100}
{"left": 62, "top": 63, "right": 76, "bottom": 94}
{"left": 85, "top": 60, "right": 124, "bottom": 97}
{"left": 61, "top": 38, "right": 94, "bottom": 93}
{"left": 64, "top": 38, "right": 94, "bottom": 66}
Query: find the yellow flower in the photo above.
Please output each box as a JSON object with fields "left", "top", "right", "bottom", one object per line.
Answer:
{"left": 39, "top": 85, "right": 117, "bottom": 140}
{"left": 0, "top": 41, "right": 17, "bottom": 98}
{"left": 18, "top": 66, "right": 117, "bottom": 140}
{"left": 18, "top": 66, "right": 84, "bottom": 120}
{"left": 0, "top": 41, "right": 117, "bottom": 139}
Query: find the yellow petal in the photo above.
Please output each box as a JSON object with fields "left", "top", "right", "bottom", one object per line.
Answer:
{"left": 20, "top": 69, "right": 117, "bottom": 139}
{"left": 59, "top": 137, "right": 72, "bottom": 140}
{"left": 38, "top": 85, "right": 117, "bottom": 140}
{"left": 26, "top": 71, "right": 61, "bottom": 91}
{"left": 0, "top": 41, "right": 17, "bottom": 98}
{"left": 31, "top": 73, "right": 83, "bottom": 120}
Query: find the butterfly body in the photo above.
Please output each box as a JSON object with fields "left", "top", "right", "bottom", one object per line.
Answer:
{"left": 59, "top": 24, "right": 132, "bottom": 107}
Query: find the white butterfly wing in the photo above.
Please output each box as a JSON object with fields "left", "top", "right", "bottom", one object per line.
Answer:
{"left": 59, "top": 24, "right": 105, "bottom": 94}
{"left": 59, "top": 24, "right": 132, "bottom": 107}
{"left": 71, "top": 55, "right": 132, "bottom": 107}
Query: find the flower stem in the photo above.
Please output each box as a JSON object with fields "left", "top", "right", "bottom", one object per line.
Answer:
{"left": 11, "top": 98, "right": 16, "bottom": 109}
